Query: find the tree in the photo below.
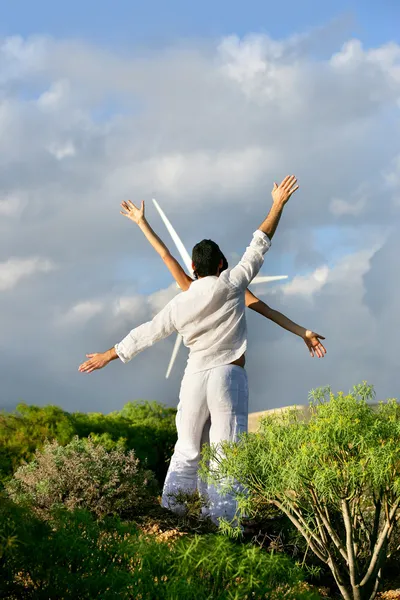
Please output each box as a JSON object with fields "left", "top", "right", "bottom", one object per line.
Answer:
{"left": 202, "top": 383, "right": 400, "bottom": 600}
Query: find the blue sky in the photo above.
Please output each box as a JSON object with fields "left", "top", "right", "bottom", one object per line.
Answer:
{"left": 1, "top": 0, "right": 399, "bottom": 49}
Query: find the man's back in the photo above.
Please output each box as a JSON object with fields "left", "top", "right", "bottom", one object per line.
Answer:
{"left": 114, "top": 230, "right": 271, "bottom": 368}
{"left": 172, "top": 272, "right": 247, "bottom": 373}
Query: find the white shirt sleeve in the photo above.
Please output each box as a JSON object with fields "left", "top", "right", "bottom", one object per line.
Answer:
{"left": 115, "top": 300, "right": 176, "bottom": 363}
{"left": 227, "top": 230, "right": 271, "bottom": 290}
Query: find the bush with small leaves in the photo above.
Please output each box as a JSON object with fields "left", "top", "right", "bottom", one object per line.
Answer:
{"left": 201, "top": 383, "right": 400, "bottom": 600}
{"left": 6, "top": 436, "right": 157, "bottom": 519}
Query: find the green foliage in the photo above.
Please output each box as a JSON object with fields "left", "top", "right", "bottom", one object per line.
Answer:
{"left": 201, "top": 383, "right": 400, "bottom": 600}
{"left": 165, "top": 488, "right": 210, "bottom": 520}
{"left": 0, "top": 404, "right": 76, "bottom": 485}
{"left": 0, "top": 496, "right": 319, "bottom": 600}
{"left": 73, "top": 400, "right": 177, "bottom": 483}
{"left": 0, "top": 497, "right": 139, "bottom": 599}
{"left": 0, "top": 400, "right": 177, "bottom": 487}
{"left": 6, "top": 437, "right": 156, "bottom": 519}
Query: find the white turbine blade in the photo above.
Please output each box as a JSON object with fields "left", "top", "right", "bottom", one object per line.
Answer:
{"left": 152, "top": 198, "right": 189, "bottom": 378}
{"left": 152, "top": 198, "right": 193, "bottom": 274}
{"left": 166, "top": 334, "right": 183, "bottom": 379}
{"left": 252, "top": 275, "right": 288, "bottom": 284}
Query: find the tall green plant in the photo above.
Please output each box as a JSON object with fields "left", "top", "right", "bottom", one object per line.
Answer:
{"left": 201, "top": 383, "right": 400, "bottom": 600}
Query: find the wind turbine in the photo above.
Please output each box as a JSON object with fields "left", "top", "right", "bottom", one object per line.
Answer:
{"left": 152, "top": 198, "right": 288, "bottom": 378}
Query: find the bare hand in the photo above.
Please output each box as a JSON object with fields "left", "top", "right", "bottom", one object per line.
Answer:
{"left": 78, "top": 352, "right": 110, "bottom": 374}
{"left": 271, "top": 176, "right": 299, "bottom": 206}
{"left": 303, "top": 331, "right": 326, "bottom": 358}
{"left": 120, "top": 200, "right": 145, "bottom": 225}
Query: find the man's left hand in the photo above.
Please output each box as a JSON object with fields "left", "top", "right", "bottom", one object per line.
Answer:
{"left": 303, "top": 331, "right": 326, "bottom": 358}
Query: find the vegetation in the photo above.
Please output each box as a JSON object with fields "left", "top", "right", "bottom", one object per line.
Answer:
{"left": 2, "top": 385, "right": 400, "bottom": 599}
{"left": 202, "top": 383, "right": 400, "bottom": 600}
{"left": 0, "top": 497, "right": 318, "bottom": 599}
{"left": 6, "top": 437, "right": 157, "bottom": 519}
{"left": 0, "top": 400, "right": 177, "bottom": 487}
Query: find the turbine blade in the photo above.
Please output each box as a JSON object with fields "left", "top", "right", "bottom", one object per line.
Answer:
{"left": 165, "top": 334, "right": 183, "bottom": 379}
{"left": 251, "top": 275, "right": 288, "bottom": 284}
{"left": 152, "top": 199, "right": 193, "bottom": 274}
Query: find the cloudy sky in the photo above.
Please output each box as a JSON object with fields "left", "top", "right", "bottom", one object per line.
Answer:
{"left": 1, "top": 0, "right": 399, "bottom": 414}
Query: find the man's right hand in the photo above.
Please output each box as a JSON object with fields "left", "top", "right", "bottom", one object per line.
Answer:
{"left": 120, "top": 200, "right": 145, "bottom": 225}
{"left": 271, "top": 175, "right": 299, "bottom": 206}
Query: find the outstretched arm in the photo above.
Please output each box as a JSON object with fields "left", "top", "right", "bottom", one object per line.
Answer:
{"left": 79, "top": 300, "right": 177, "bottom": 373}
{"left": 245, "top": 289, "right": 326, "bottom": 358}
{"left": 121, "top": 200, "right": 193, "bottom": 291}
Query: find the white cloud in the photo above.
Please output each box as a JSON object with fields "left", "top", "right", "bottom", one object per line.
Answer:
{"left": 329, "top": 183, "right": 369, "bottom": 217}
{"left": 38, "top": 79, "right": 71, "bottom": 110}
{"left": 132, "top": 147, "right": 271, "bottom": 199}
{"left": 113, "top": 295, "right": 144, "bottom": 318}
{"left": 148, "top": 283, "right": 180, "bottom": 314}
{"left": 383, "top": 155, "right": 400, "bottom": 189}
{"left": 330, "top": 197, "right": 365, "bottom": 217}
{"left": 282, "top": 266, "right": 330, "bottom": 298}
{"left": 0, "top": 35, "right": 47, "bottom": 83}
{"left": 59, "top": 300, "right": 104, "bottom": 326}
{"left": 0, "top": 257, "right": 55, "bottom": 291}
{"left": 0, "top": 28, "right": 399, "bottom": 411}
{"left": 0, "top": 194, "right": 25, "bottom": 216}
{"left": 47, "top": 141, "right": 76, "bottom": 160}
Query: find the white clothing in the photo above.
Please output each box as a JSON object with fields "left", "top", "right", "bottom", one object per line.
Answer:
{"left": 115, "top": 229, "right": 271, "bottom": 523}
{"left": 161, "top": 365, "right": 248, "bottom": 523}
{"left": 115, "top": 230, "right": 271, "bottom": 372}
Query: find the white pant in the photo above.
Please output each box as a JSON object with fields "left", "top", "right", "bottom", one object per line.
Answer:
{"left": 161, "top": 364, "right": 248, "bottom": 523}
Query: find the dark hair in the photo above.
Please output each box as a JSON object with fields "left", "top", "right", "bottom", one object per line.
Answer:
{"left": 192, "top": 239, "right": 227, "bottom": 279}
{"left": 221, "top": 253, "right": 228, "bottom": 272}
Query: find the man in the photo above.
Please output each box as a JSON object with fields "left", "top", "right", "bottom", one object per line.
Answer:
{"left": 79, "top": 175, "right": 299, "bottom": 523}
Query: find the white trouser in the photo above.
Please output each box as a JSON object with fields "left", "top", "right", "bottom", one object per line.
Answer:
{"left": 161, "top": 364, "right": 248, "bottom": 524}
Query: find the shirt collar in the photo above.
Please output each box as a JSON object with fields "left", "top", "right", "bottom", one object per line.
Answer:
{"left": 191, "top": 275, "right": 218, "bottom": 287}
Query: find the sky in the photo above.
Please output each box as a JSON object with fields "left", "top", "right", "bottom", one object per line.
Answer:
{"left": 0, "top": 1, "right": 399, "bottom": 414}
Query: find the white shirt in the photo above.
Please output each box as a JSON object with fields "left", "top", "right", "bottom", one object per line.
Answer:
{"left": 115, "top": 230, "right": 271, "bottom": 373}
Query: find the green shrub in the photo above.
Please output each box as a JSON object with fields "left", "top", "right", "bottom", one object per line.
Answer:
{"left": 0, "top": 497, "right": 319, "bottom": 600}
{"left": 0, "top": 400, "right": 177, "bottom": 487}
{"left": 0, "top": 497, "right": 139, "bottom": 599}
{"left": 202, "top": 383, "right": 400, "bottom": 600}
{"left": 0, "top": 403, "right": 76, "bottom": 485}
{"left": 73, "top": 401, "right": 177, "bottom": 483}
{"left": 6, "top": 437, "right": 156, "bottom": 519}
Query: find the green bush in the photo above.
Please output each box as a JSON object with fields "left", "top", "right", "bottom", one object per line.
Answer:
{"left": 0, "top": 404, "right": 76, "bottom": 485}
{"left": 73, "top": 401, "right": 177, "bottom": 483}
{"left": 202, "top": 383, "right": 400, "bottom": 600}
{"left": 6, "top": 437, "right": 156, "bottom": 519}
{"left": 0, "top": 498, "right": 138, "bottom": 599}
{"left": 0, "top": 497, "right": 319, "bottom": 600}
{"left": 0, "top": 400, "right": 177, "bottom": 487}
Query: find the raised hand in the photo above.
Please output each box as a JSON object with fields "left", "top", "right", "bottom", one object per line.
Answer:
{"left": 271, "top": 175, "right": 299, "bottom": 206}
{"left": 120, "top": 200, "right": 145, "bottom": 225}
{"left": 303, "top": 331, "right": 326, "bottom": 358}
